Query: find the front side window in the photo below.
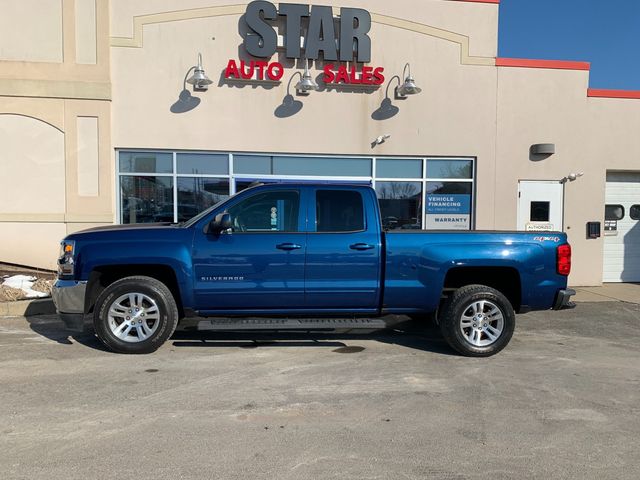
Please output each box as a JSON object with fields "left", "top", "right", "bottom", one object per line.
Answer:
{"left": 227, "top": 190, "right": 299, "bottom": 232}
{"left": 630, "top": 205, "right": 640, "bottom": 220}
{"left": 316, "top": 190, "right": 365, "bottom": 232}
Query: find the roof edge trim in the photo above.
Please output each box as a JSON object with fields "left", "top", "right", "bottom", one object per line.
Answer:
{"left": 588, "top": 89, "right": 640, "bottom": 100}
{"left": 496, "top": 58, "right": 591, "bottom": 71}
{"left": 453, "top": 0, "right": 500, "bottom": 4}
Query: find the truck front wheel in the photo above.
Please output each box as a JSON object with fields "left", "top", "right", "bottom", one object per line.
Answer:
{"left": 93, "top": 276, "right": 179, "bottom": 354}
{"left": 438, "top": 284, "right": 515, "bottom": 357}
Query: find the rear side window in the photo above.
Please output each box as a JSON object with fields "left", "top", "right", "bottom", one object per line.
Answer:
{"left": 630, "top": 205, "right": 640, "bottom": 220}
{"left": 316, "top": 190, "right": 365, "bottom": 232}
{"left": 605, "top": 204, "right": 625, "bottom": 221}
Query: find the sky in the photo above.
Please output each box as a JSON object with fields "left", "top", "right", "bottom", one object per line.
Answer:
{"left": 498, "top": 0, "right": 640, "bottom": 90}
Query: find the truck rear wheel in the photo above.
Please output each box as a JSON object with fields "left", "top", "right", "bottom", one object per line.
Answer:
{"left": 438, "top": 284, "right": 515, "bottom": 357}
{"left": 93, "top": 276, "right": 179, "bottom": 354}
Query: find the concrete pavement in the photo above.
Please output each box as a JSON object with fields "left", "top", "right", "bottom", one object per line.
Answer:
{"left": 1, "top": 303, "right": 639, "bottom": 480}
{"left": 572, "top": 283, "right": 640, "bottom": 304}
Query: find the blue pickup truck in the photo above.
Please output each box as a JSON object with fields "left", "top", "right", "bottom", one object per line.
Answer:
{"left": 52, "top": 183, "right": 574, "bottom": 356}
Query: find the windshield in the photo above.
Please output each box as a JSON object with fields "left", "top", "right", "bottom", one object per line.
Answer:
{"left": 182, "top": 196, "right": 234, "bottom": 228}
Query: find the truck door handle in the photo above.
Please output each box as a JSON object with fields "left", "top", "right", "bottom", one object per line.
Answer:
{"left": 276, "top": 243, "right": 302, "bottom": 251}
{"left": 350, "top": 243, "right": 375, "bottom": 251}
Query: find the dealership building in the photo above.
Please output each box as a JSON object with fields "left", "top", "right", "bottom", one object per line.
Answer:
{"left": 1, "top": 0, "right": 640, "bottom": 286}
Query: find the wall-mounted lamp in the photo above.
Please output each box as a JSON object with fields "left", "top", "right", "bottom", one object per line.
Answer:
{"left": 293, "top": 60, "right": 319, "bottom": 95}
{"left": 395, "top": 63, "right": 422, "bottom": 99}
{"left": 186, "top": 53, "right": 213, "bottom": 91}
{"left": 561, "top": 172, "right": 584, "bottom": 184}
{"left": 531, "top": 143, "right": 555, "bottom": 155}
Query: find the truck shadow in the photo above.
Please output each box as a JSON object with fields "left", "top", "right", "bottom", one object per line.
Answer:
{"left": 26, "top": 316, "right": 457, "bottom": 356}
{"left": 170, "top": 316, "right": 456, "bottom": 355}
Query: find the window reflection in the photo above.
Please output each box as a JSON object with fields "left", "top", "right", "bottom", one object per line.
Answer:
{"left": 376, "top": 181, "right": 422, "bottom": 230}
{"left": 121, "top": 176, "right": 173, "bottom": 224}
{"left": 426, "top": 160, "right": 473, "bottom": 179}
{"left": 227, "top": 191, "right": 300, "bottom": 232}
{"left": 177, "top": 153, "right": 228, "bottom": 175}
{"left": 119, "top": 152, "right": 172, "bottom": 174}
{"left": 177, "top": 177, "right": 229, "bottom": 222}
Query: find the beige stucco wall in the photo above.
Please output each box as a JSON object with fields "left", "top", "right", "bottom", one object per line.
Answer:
{"left": 495, "top": 65, "right": 640, "bottom": 285}
{"left": 0, "top": 0, "right": 63, "bottom": 63}
{"left": 0, "top": 0, "right": 113, "bottom": 270}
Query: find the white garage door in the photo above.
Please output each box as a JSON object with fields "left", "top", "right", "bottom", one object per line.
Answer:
{"left": 603, "top": 172, "right": 640, "bottom": 282}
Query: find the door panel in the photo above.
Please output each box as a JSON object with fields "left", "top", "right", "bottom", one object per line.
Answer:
{"left": 305, "top": 188, "right": 381, "bottom": 309}
{"left": 192, "top": 233, "right": 306, "bottom": 309}
{"left": 517, "top": 181, "right": 564, "bottom": 232}
{"left": 191, "top": 188, "right": 306, "bottom": 310}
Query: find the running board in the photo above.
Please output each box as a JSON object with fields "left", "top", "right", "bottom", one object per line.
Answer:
{"left": 198, "top": 317, "right": 388, "bottom": 331}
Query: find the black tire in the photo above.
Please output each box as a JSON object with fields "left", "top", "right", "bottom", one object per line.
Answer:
{"left": 438, "top": 284, "right": 515, "bottom": 357}
{"left": 93, "top": 276, "right": 179, "bottom": 354}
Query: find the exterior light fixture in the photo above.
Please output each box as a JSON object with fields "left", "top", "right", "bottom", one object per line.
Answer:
{"left": 374, "top": 134, "right": 391, "bottom": 145}
{"left": 395, "top": 62, "right": 422, "bottom": 99}
{"left": 186, "top": 53, "right": 213, "bottom": 91}
{"left": 561, "top": 172, "right": 584, "bottom": 183}
{"left": 531, "top": 143, "right": 555, "bottom": 155}
{"left": 294, "top": 60, "right": 319, "bottom": 95}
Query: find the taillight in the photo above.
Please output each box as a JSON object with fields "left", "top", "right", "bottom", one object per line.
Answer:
{"left": 557, "top": 244, "right": 571, "bottom": 276}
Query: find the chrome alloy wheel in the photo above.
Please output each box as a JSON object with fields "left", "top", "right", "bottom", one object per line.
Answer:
{"left": 107, "top": 293, "right": 160, "bottom": 343}
{"left": 459, "top": 300, "right": 504, "bottom": 347}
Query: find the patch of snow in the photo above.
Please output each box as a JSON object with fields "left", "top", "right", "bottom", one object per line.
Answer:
{"left": 2, "top": 275, "right": 48, "bottom": 298}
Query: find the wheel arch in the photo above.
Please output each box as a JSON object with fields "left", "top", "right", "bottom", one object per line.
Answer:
{"left": 442, "top": 266, "right": 522, "bottom": 312}
{"left": 85, "top": 265, "right": 184, "bottom": 318}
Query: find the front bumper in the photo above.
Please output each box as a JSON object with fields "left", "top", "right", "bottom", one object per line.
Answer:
{"left": 52, "top": 279, "right": 87, "bottom": 332}
{"left": 553, "top": 288, "right": 576, "bottom": 310}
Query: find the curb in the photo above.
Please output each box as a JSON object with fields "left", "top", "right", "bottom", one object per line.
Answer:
{"left": 0, "top": 298, "right": 56, "bottom": 317}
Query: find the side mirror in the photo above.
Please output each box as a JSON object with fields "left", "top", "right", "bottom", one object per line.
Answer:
{"left": 209, "top": 213, "right": 232, "bottom": 234}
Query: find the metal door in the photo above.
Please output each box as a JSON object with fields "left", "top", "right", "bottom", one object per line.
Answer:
{"left": 517, "top": 181, "right": 564, "bottom": 232}
{"left": 603, "top": 172, "right": 640, "bottom": 282}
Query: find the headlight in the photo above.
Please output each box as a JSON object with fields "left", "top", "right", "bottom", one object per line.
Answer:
{"left": 58, "top": 240, "right": 76, "bottom": 276}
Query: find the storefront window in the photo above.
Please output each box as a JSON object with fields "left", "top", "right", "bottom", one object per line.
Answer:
{"left": 376, "top": 181, "right": 422, "bottom": 230}
{"left": 376, "top": 159, "right": 422, "bottom": 179}
{"left": 425, "top": 182, "right": 472, "bottom": 230}
{"left": 427, "top": 159, "right": 473, "bottom": 179}
{"left": 272, "top": 156, "right": 371, "bottom": 177}
{"left": 117, "top": 151, "right": 474, "bottom": 228}
{"left": 177, "top": 153, "right": 228, "bottom": 175}
{"left": 177, "top": 178, "right": 229, "bottom": 222}
{"left": 120, "top": 176, "right": 173, "bottom": 223}
{"left": 234, "top": 155, "right": 272, "bottom": 174}
{"left": 119, "top": 152, "right": 172, "bottom": 174}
